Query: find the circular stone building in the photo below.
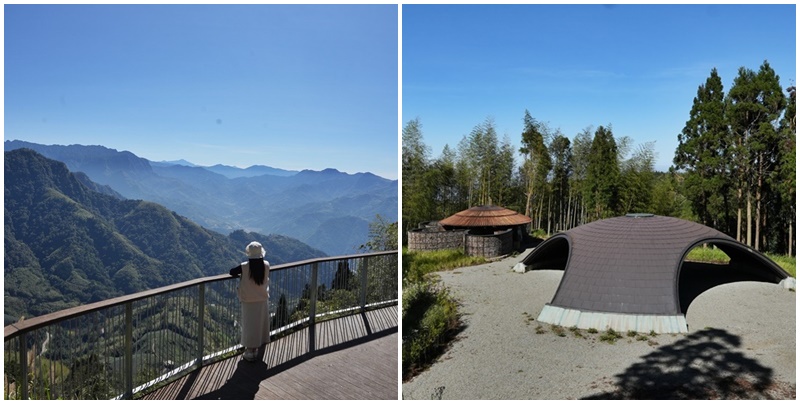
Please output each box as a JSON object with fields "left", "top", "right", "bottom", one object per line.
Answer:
{"left": 407, "top": 205, "right": 531, "bottom": 258}
{"left": 515, "top": 214, "right": 794, "bottom": 333}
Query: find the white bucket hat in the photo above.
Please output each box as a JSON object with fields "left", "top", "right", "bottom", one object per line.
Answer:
{"left": 246, "top": 241, "right": 265, "bottom": 259}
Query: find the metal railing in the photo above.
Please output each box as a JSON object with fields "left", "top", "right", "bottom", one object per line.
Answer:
{"left": 3, "top": 251, "right": 398, "bottom": 400}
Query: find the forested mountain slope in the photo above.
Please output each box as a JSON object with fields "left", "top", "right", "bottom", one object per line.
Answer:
{"left": 4, "top": 149, "right": 326, "bottom": 323}
{"left": 5, "top": 140, "right": 398, "bottom": 255}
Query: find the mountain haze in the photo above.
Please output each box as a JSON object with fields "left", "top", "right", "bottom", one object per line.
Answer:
{"left": 4, "top": 149, "right": 327, "bottom": 323}
{"left": 4, "top": 140, "right": 398, "bottom": 255}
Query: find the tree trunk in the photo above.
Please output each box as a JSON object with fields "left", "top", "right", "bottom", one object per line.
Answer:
{"left": 547, "top": 194, "right": 552, "bottom": 235}
{"left": 736, "top": 187, "right": 742, "bottom": 243}
{"left": 754, "top": 157, "right": 762, "bottom": 251}
{"left": 789, "top": 217, "right": 794, "bottom": 257}
{"left": 746, "top": 191, "right": 752, "bottom": 247}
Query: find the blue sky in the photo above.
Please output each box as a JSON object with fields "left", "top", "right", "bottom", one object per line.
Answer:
{"left": 402, "top": 4, "right": 796, "bottom": 172}
{"left": 5, "top": 4, "right": 399, "bottom": 179}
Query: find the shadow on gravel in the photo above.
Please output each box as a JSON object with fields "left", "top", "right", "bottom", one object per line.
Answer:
{"left": 583, "top": 328, "right": 789, "bottom": 399}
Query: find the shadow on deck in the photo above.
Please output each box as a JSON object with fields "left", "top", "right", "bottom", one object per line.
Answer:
{"left": 140, "top": 306, "right": 398, "bottom": 400}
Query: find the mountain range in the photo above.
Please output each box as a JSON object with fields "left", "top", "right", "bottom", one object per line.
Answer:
{"left": 4, "top": 148, "right": 329, "bottom": 323}
{"left": 4, "top": 140, "right": 398, "bottom": 256}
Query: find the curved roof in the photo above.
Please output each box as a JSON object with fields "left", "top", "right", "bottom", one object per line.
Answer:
{"left": 522, "top": 215, "right": 790, "bottom": 319}
{"left": 439, "top": 205, "right": 531, "bottom": 228}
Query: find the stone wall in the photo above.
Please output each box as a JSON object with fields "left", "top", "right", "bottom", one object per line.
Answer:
{"left": 465, "top": 229, "right": 513, "bottom": 258}
{"left": 407, "top": 228, "right": 467, "bottom": 251}
{"left": 407, "top": 227, "right": 515, "bottom": 258}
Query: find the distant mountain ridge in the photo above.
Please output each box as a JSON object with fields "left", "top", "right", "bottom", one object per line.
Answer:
{"left": 4, "top": 148, "right": 328, "bottom": 323}
{"left": 4, "top": 140, "right": 398, "bottom": 255}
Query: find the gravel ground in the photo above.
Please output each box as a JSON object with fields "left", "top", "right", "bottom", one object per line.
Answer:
{"left": 402, "top": 250, "right": 796, "bottom": 400}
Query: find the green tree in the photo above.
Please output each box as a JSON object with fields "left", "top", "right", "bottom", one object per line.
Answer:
{"left": 619, "top": 141, "right": 656, "bottom": 215}
{"left": 674, "top": 68, "right": 734, "bottom": 231}
{"left": 459, "top": 117, "right": 501, "bottom": 206}
{"left": 568, "top": 127, "right": 593, "bottom": 227}
{"left": 726, "top": 61, "right": 786, "bottom": 248}
{"left": 549, "top": 134, "right": 572, "bottom": 232}
{"left": 775, "top": 85, "right": 796, "bottom": 255}
{"left": 402, "top": 118, "right": 432, "bottom": 239}
{"left": 584, "top": 125, "right": 620, "bottom": 220}
{"left": 769, "top": 86, "right": 797, "bottom": 255}
{"left": 750, "top": 61, "right": 786, "bottom": 250}
{"left": 519, "top": 110, "right": 550, "bottom": 220}
{"left": 359, "top": 214, "right": 398, "bottom": 252}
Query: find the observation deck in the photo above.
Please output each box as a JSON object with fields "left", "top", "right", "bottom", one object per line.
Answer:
{"left": 4, "top": 251, "right": 398, "bottom": 400}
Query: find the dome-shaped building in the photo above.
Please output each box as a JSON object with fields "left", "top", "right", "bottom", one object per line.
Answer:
{"left": 515, "top": 214, "right": 794, "bottom": 333}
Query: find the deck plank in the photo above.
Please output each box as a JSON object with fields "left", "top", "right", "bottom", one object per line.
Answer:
{"left": 139, "top": 306, "right": 398, "bottom": 400}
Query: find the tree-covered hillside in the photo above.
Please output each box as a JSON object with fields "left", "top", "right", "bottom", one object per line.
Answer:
{"left": 4, "top": 140, "right": 398, "bottom": 256}
{"left": 4, "top": 149, "right": 327, "bottom": 323}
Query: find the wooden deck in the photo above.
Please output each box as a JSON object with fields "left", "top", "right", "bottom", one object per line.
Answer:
{"left": 140, "top": 306, "right": 398, "bottom": 400}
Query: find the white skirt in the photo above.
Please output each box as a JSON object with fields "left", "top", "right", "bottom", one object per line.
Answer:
{"left": 240, "top": 301, "right": 270, "bottom": 349}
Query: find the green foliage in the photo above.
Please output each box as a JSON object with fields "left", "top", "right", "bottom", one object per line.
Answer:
{"left": 4, "top": 149, "right": 328, "bottom": 322}
{"left": 685, "top": 246, "right": 731, "bottom": 264}
{"left": 765, "top": 253, "right": 796, "bottom": 277}
{"left": 685, "top": 246, "right": 795, "bottom": 276}
{"left": 359, "top": 214, "right": 398, "bottom": 252}
{"left": 402, "top": 248, "right": 486, "bottom": 284}
{"left": 599, "top": 328, "right": 623, "bottom": 344}
{"left": 585, "top": 125, "right": 620, "bottom": 220}
{"left": 675, "top": 68, "right": 734, "bottom": 231}
{"left": 401, "top": 281, "right": 459, "bottom": 380}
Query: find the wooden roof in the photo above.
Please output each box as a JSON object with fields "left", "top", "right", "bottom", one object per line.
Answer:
{"left": 439, "top": 205, "right": 531, "bottom": 228}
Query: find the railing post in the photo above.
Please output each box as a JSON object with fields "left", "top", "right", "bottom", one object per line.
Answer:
{"left": 124, "top": 302, "right": 133, "bottom": 399}
{"left": 197, "top": 284, "right": 205, "bottom": 369}
{"left": 360, "top": 256, "right": 369, "bottom": 312}
{"left": 308, "top": 262, "right": 318, "bottom": 352}
{"left": 19, "top": 332, "right": 28, "bottom": 400}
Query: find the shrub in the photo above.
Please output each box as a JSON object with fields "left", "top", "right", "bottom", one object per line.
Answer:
{"left": 599, "top": 328, "right": 623, "bottom": 344}
{"left": 402, "top": 280, "right": 460, "bottom": 380}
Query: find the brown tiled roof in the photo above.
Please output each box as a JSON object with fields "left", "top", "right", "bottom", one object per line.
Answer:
{"left": 439, "top": 205, "right": 531, "bottom": 228}
{"left": 521, "top": 215, "right": 790, "bottom": 316}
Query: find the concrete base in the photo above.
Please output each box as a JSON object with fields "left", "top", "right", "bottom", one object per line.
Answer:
{"left": 779, "top": 277, "right": 796, "bottom": 290}
{"left": 537, "top": 304, "right": 689, "bottom": 334}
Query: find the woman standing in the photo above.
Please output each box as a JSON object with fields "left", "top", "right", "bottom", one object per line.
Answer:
{"left": 230, "top": 241, "right": 271, "bottom": 362}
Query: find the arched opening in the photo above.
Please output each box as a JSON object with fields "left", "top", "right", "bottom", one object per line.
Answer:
{"left": 677, "top": 241, "right": 790, "bottom": 314}
{"left": 524, "top": 236, "right": 570, "bottom": 271}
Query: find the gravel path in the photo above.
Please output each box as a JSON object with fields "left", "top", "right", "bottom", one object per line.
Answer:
{"left": 402, "top": 250, "right": 796, "bottom": 400}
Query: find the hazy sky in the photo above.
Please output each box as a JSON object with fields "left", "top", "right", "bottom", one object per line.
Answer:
{"left": 402, "top": 4, "right": 796, "bottom": 172}
{"left": 5, "top": 4, "right": 399, "bottom": 179}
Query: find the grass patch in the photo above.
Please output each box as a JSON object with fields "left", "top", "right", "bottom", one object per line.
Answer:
{"left": 551, "top": 324, "right": 566, "bottom": 337}
{"left": 626, "top": 330, "right": 638, "bottom": 338}
{"left": 686, "top": 246, "right": 795, "bottom": 277}
{"left": 636, "top": 334, "right": 649, "bottom": 341}
{"left": 530, "top": 229, "right": 549, "bottom": 239}
{"left": 587, "top": 328, "right": 598, "bottom": 334}
{"left": 765, "top": 253, "right": 796, "bottom": 277}
{"left": 535, "top": 325, "right": 546, "bottom": 334}
{"left": 569, "top": 326, "right": 583, "bottom": 338}
{"left": 685, "top": 246, "right": 730, "bottom": 264}
{"left": 402, "top": 248, "right": 487, "bottom": 283}
{"left": 599, "top": 328, "right": 623, "bottom": 344}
